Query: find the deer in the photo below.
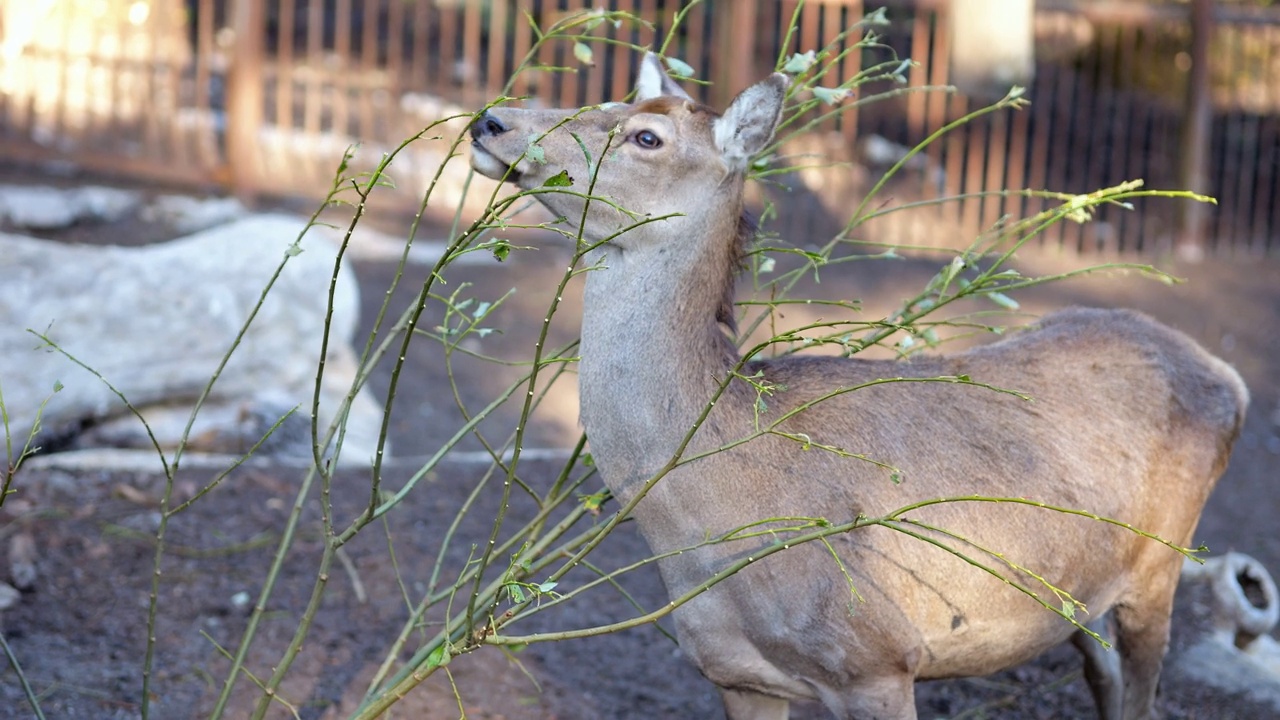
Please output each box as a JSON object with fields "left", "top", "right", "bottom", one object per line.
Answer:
{"left": 469, "top": 53, "right": 1248, "bottom": 720}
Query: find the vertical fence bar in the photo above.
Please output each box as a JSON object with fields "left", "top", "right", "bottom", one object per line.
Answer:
{"left": 194, "top": 0, "right": 218, "bottom": 171}
{"left": 487, "top": 0, "right": 510, "bottom": 97}
{"left": 463, "top": 0, "right": 483, "bottom": 105}
{"left": 1104, "top": 25, "right": 1136, "bottom": 253}
{"left": 839, "top": 0, "right": 861, "bottom": 146}
{"left": 439, "top": 0, "right": 459, "bottom": 96}
{"left": 981, "top": 109, "right": 1008, "bottom": 237}
{"left": 929, "top": 1, "right": 957, "bottom": 236}
{"left": 511, "top": 0, "right": 533, "bottom": 99}
{"left": 606, "top": 0, "right": 634, "bottom": 102}
{"left": 226, "top": 0, "right": 266, "bottom": 198}
{"left": 142, "top": 0, "right": 165, "bottom": 157}
{"left": 1251, "top": 24, "right": 1278, "bottom": 254}
{"left": 160, "top": 0, "right": 186, "bottom": 164}
{"left": 277, "top": 0, "right": 297, "bottom": 131}
{"left": 1176, "top": 0, "right": 1212, "bottom": 258}
{"left": 358, "top": 0, "right": 378, "bottom": 140}
{"left": 409, "top": 0, "right": 431, "bottom": 93}
{"left": 386, "top": 0, "right": 404, "bottom": 110}
{"left": 333, "top": 0, "right": 352, "bottom": 137}
{"left": 1209, "top": 20, "right": 1232, "bottom": 250}
{"left": 557, "top": 0, "right": 582, "bottom": 108}
{"left": 1226, "top": 24, "right": 1257, "bottom": 254}
{"left": 715, "top": 0, "right": 757, "bottom": 106}
{"left": 304, "top": 0, "right": 323, "bottom": 136}
{"left": 583, "top": 2, "right": 608, "bottom": 105}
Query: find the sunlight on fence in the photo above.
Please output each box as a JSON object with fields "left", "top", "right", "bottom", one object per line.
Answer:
{"left": 0, "top": 0, "right": 1276, "bottom": 255}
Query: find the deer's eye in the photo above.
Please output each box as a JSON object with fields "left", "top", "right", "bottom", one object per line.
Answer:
{"left": 633, "top": 130, "right": 663, "bottom": 149}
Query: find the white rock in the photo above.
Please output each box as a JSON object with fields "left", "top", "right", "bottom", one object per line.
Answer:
{"left": 0, "top": 582, "right": 18, "bottom": 611}
{"left": 0, "top": 184, "right": 139, "bottom": 229}
{"left": 0, "top": 214, "right": 385, "bottom": 467}
{"left": 141, "top": 194, "right": 246, "bottom": 234}
{"left": 0, "top": 185, "right": 78, "bottom": 229}
{"left": 73, "top": 186, "right": 139, "bottom": 222}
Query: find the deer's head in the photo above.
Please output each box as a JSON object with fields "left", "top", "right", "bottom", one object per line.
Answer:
{"left": 470, "top": 54, "right": 788, "bottom": 246}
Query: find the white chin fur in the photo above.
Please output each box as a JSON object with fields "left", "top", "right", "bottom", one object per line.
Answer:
{"left": 470, "top": 144, "right": 515, "bottom": 180}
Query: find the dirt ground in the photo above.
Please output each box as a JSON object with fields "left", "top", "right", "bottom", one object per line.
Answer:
{"left": 2, "top": 180, "right": 1279, "bottom": 720}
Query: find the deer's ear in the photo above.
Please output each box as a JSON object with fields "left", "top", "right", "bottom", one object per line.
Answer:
{"left": 635, "top": 53, "right": 693, "bottom": 102}
{"left": 713, "top": 73, "right": 788, "bottom": 171}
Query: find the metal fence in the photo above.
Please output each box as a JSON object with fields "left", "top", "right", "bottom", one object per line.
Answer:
{"left": 0, "top": 0, "right": 1276, "bottom": 255}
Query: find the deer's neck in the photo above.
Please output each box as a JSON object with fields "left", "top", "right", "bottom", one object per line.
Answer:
{"left": 578, "top": 204, "right": 751, "bottom": 505}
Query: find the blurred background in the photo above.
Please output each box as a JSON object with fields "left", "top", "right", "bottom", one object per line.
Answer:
{"left": 0, "top": 0, "right": 1276, "bottom": 256}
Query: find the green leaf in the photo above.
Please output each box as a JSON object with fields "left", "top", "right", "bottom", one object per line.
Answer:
{"left": 664, "top": 56, "right": 695, "bottom": 78}
{"left": 578, "top": 489, "right": 607, "bottom": 515}
{"left": 986, "top": 291, "right": 1020, "bottom": 310}
{"left": 509, "top": 584, "right": 526, "bottom": 603}
{"left": 285, "top": 243, "right": 303, "bottom": 257}
{"left": 52, "top": 380, "right": 64, "bottom": 393}
{"left": 782, "top": 50, "right": 816, "bottom": 75}
{"left": 891, "top": 59, "right": 912, "bottom": 84}
{"left": 490, "top": 239, "right": 511, "bottom": 262}
{"left": 573, "top": 41, "right": 594, "bottom": 66}
{"left": 542, "top": 169, "right": 574, "bottom": 187}
{"left": 426, "top": 643, "right": 451, "bottom": 669}
{"left": 525, "top": 133, "right": 547, "bottom": 164}
{"left": 812, "top": 86, "right": 851, "bottom": 105}
{"left": 537, "top": 581, "right": 558, "bottom": 594}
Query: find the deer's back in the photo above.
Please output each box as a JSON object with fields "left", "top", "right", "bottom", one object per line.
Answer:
{"left": 749, "top": 307, "right": 1245, "bottom": 502}
{"left": 667, "top": 307, "right": 1246, "bottom": 682}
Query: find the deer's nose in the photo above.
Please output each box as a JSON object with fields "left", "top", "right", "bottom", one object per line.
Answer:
{"left": 470, "top": 111, "right": 509, "bottom": 139}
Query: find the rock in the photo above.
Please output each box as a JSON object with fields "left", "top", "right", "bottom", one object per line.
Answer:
{"left": 1174, "top": 553, "right": 1280, "bottom": 712}
{"left": 7, "top": 532, "right": 36, "bottom": 591}
{"left": 73, "top": 186, "right": 140, "bottom": 222}
{"left": 0, "top": 582, "right": 18, "bottom": 611}
{"left": 140, "top": 194, "right": 246, "bottom": 234}
{"left": 0, "top": 186, "right": 77, "bottom": 229}
{"left": 0, "top": 185, "right": 139, "bottom": 229}
{"left": 0, "top": 214, "right": 385, "bottom": 467}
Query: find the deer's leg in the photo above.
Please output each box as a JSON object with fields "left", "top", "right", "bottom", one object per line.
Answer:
{"left": 1072, "top": 613, "right": 1123, "bottom": 720}
{"left": 720, "top": 688, "right": 788, "bottom": 720}
{"left": 1113, "top": 590, "right": 1176, "bottom": 720}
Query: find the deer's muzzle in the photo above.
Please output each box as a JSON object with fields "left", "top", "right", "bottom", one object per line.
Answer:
{"left": 469, "top": 110, "right": 522, "bottom": 182}
{"left": 470, "top": 110, "right": 509, "bottom": 140}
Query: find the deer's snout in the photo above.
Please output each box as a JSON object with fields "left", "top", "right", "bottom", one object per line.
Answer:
{"left": 470, "top": 110, "right": 510, "bottom": 139}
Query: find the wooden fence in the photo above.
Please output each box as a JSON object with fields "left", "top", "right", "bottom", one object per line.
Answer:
{"left": 0, "top": 0, "right": 1277, "bottom": 255}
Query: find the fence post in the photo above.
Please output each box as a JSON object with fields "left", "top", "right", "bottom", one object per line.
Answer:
{"left": 225, "top": 0, "right": 265, "bottom": 201}
{"left": 1176, "top": 0, "right": 1213, "bottom": 260}
{"left": 714, "top": 1, "right": 757, "bottom": 107}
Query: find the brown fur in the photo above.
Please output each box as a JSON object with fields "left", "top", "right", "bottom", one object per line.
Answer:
{"left": 471, "top": 56, "right": 1249, "bottom": 720}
